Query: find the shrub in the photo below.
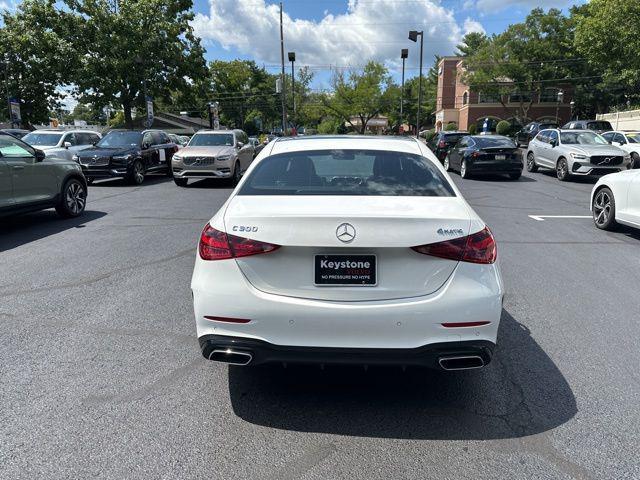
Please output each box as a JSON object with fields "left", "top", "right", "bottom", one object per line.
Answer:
{"left": 444, "top": 122, "right": 458, "bottom": 131}
{"left": 496, "top": 120, "right": 511, "bottom": 136}
{"left": 424, "top": 129, "right": 437, "bottom": 142}
{"left": 468, "top": 123, "right": 477, "bottom": 135}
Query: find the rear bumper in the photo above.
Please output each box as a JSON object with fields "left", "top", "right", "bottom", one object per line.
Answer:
{"left": 467, "top": 161, "right": 523, "bottom": 174}
{"left": 199, "top": 334, "right": 495, "bottom": 368}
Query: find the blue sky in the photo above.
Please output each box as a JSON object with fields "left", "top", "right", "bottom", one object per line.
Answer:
{"left": 191, "top": 0, "right": 586, "bottom": 87}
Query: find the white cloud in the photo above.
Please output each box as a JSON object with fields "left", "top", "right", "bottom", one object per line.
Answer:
{"left": 462, "top": 0, "right": 476, "bottom": 10}
{"left": 192, "top": 0, "right": 475, "bottom": 70}
{"left": 475, "top": 0, "right": 576, "bottom": 13}
{"left": 463, "top": 18, "right": 485, "bottom": 35}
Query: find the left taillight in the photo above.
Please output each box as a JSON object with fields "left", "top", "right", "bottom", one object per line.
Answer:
{"left": 411, "top": 227, "right": 497, "bottom": 264}
{"left": 199, "top": 223, "right": 280, "bottom": 261}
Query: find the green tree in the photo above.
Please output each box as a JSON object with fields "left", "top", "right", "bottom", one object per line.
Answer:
{"left": 0, "top": 0, "right": 75, "bottom": 126}
{"left": 65, "top": 0, "right": 207, "bottom": 127}
{"left": 322, "top": 62, "right": 394, "bottom": 134}
{"left": 402, "top": 56, "right": 439, "bottom": 131}
{"left": 456, "top": 32, "right": 488, "bottom": 57}
{"left": 574, "top": 0, "right": 640, "bottom": 106}
{"left": 463, "top": 8, "right": 576, "bottom": 124}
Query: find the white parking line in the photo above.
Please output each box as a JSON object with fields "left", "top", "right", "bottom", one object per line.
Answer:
{"left": 528, "top": 215, "right": 592, "bottom": 221}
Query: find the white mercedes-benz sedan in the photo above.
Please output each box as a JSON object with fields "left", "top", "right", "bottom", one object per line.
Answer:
{"left": 191, "top": 136, "right": 504, "bottom": 371}
{"left": 591, "top": 169, "right": 640, "bottom": 231}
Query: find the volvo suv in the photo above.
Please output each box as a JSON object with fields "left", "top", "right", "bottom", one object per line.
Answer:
{"left": 0, "top": 132, "right": 87, "bottom": 218}
{"left": 171, "top": 129, "right": 255, "bottom": 187}
{"left": 526, "top": 129, "right": 630, "bottom": 181}
{"left": 22, "top": 129, "right": 101, "bottom": 162}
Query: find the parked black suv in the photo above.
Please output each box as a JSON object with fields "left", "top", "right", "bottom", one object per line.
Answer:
{"left": 561, "top": 120, "right": 613, "bottom": 134}
{"left": 74, "top": 129, "right": 178, "bottom": 184}
{"left": 515, "top": 121, "right": 558, "bottom": 148}
{"left": 427, "top": 131, "right": 468, "bottom": 163}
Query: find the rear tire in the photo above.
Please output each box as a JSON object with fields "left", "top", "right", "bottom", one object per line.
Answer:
{"left": 556, "top": 157, "right": 570, "bottom": 181}
{"left": 509, "top": 172, "right": 522, "bottom": 180}
{"left": 232, "top": 161, "right": 242, "bottom": 186}
{"left": 55, "top": 178, "right": 87, "bottom": 218}
{"left": 631, "top": 152, "right": 639, "bottom": 169}
{"left": 127, "top": 160, "right": 145, "bottom": 185}
{"left": 592, "top": 187, "right": 617, "bottom": 230}
{"left": 460, "top": 159, "right": 470, "bottom": 179}
{"left": 174, "top": 177, "right": 188, "bottom": 187}
{"left": 526, "top": 152, "right": 538, "bottom": 173}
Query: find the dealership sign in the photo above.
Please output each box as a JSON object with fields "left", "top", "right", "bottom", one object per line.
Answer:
{"left": 9, "top": 98, "right": 21, "bottom": 123}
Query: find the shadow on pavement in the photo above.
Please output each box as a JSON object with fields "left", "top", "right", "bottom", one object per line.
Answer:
{"left": 182, "top": 178, "right": 234, "bottom": 189}
{"left": 538, "top": 170, "right": 598, "bottom": 184}
{"left": 90, "top": 175, "right": 172, "bottom": 187}
{"left": 0, "top": 210, "right": 107, "bottom": 252}
{"left": 227, "top": 310, "right": 576, "bottom": 440}
{"left": 468, "top": 174, "right": 537, "bottom": 183}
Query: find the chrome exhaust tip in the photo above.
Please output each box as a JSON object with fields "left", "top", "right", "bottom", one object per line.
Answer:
{"left": 438, "top": 355, "right": 485, "bottom": 371}
{"left": 209, "top": 348, "right": 253, "bottom": 366}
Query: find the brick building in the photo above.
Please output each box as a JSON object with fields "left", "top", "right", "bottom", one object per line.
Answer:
{"left": 434, "top": 56, "right": 573, "bottom": 132}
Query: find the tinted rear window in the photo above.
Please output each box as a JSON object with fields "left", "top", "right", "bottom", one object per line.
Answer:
{"left": 587, "top": 121, "right": 613, "bottom": 131}
{"left": 473, "top": 136, "right": 516, "bottom": 148}
{"left": 238, "top": 149, "right": 455, "bottom": 197}
{"left": 443, "top": 133, "right": 466, "bottom": 144}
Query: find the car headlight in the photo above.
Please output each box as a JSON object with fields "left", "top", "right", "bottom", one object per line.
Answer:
{"left": 217, "top": 155, "right": 231, "bottom": 161}
{"left": 112, "top": 155, "right": 132, "bottom": 161}
{"left": 172, "top": 154, "right": 183, "bottom": 162}
{"left": 623, "top": 153, "right": 631, "bottom": 160}
{"left": 570, "top": 153, "right": 588, "bottom": 160}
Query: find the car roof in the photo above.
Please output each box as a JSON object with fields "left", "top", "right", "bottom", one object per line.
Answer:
{"left": 194, "top": 130, "right": 234, "bottom": 134}
{"left": 270, "top": 135, "right": 422, "bottom": 155}
{"left": 29, "top": 129, "right": 99, "bottom": 134}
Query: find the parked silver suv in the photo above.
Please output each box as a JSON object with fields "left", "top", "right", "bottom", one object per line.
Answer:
{"left": 526, "top": 129, "right": 631, "bottom": 181}
{"left": 0, "top": 132, "right": 87, "bottom": 218}
{"left": 171, "top": 129, "right": 254, "bottom": 187}
{"left": 22, "top": 129, "right": 101, "bottom": 162}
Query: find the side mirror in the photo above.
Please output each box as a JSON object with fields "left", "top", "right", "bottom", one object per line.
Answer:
{"left": 64, "top": 141, "right": 72, "bottom": 149}
{"left": 550, "top": 139, "right": 557, "bottom": 147}
{"left": 236, "top": 142, "right": 244, "bottom": 149}
{"left": 35, "top": 149, "right": 46, "bottom": 162}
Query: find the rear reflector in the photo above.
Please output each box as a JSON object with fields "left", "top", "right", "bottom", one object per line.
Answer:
{"left": 441, "top": 321, "right": 491, "bottom": 328}
{"left": 199, "top": 223, "right": 280, "bottom": 261}
{"left": 411, "top": 226, "right": 497, "bottom": 264}
{"left": 204, "top": 315, "right": 251, "bottom": 324}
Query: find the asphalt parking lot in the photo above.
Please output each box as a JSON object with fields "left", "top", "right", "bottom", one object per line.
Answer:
{"left": 1, "top": 169, "right": 639, "bottom": 480}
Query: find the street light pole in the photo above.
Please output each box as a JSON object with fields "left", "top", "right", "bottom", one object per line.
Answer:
{"left": 570, "top": 100, "right": 575, "bottom": 121}
{"left": 409, "top": 30, "right": 424, "bottom": 136}
{"left": 279, "top": 2, "right": 287, "bottom": 135}
{"left": 288, "top": 51, "right": 296, "bottom": 130}
{"left": 556, "top": 89, "right": 564, "bottom": 124}
{"left": 400, "top": 49, "right": 408, "bottom": 133}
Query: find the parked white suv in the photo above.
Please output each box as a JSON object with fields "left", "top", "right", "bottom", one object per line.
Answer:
{"left": 526, "top": 129, "right": 630, "bottom": 181}
{"left": 22, "top": 129, "right": 101, "bottom": 162}
{"left": 601, "top": 131, "right": 640, "bottom": 169}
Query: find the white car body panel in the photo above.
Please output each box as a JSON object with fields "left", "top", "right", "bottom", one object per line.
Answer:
{"left": 592, "top": 170, "right": 640, "bottom": 228}
{"left": 191, "top": 136, "right": 504, "bottom": 362}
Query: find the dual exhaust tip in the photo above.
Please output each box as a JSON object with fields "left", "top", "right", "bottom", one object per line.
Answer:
{"left": 208, "top": 349, "right": 486, "bottom": 371}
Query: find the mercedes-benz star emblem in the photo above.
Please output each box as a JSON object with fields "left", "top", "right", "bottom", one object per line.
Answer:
{"left": 336, "top": 223, "right": 356, "bottom": 243}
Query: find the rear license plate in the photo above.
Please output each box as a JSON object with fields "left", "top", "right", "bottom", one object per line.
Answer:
{"left": 495, "top": 154, "right": 506, "bottom": 160}
{"left": 314, "top": 254, "right": 377, "bottom": 286}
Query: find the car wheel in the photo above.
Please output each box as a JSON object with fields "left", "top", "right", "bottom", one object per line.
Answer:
{"left": 232, "top": 161, "right": 242, "bottom": 186}
{"left": 509, "top": 171, "right": 522, "bottom": 180}
{"left": 631, "top": 152, "right": 639, "bottom": 169}
{"left": 556, "top": 157, "right": 570, "bottom": 181}
{"left": 128, "top": 160, "right": 145, "bottom": 185}
{"left": 55, "top": 178, "right": 87, "bottom": 218}
{"left": 443, "top": 155, "right": 451, "bottom": 172}
{"left": 174, "top": 177, "right": 188, "bottom": 187}
{"left": 526, "top": 152, "right": 538, "bottom": 173}
{"left": 460, "top": 159, "right": 470, "bottom": 179}
{"left": 592, "top": 187, "right": 617, "bottom": 231}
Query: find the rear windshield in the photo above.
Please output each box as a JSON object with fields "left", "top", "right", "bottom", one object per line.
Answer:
{"left": 473, "top": 136, "right": 516, "bottom": 148}
{"left": 627, "top": 133, "right": 640, "bottom": 143}
{"left": 586, "top": 121, "right": 612, "bottom": 131}
{"left": 443, "top": 133, "right": 466, "bottom": 144}
{"left": 539, "top": 123, "right": 558, "bottom": 130}
{"left": 238, "top": 149, "right": 455, "bottom": 197}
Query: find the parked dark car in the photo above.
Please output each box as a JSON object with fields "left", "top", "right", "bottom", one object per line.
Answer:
{"left": 248, "top": 137, "right": 266, "bottom": 157}
{"left": 562, "top": 120, "right": 613, "bottom": 134}
{"left": 0, "top": 128, "right": 30, "bottom": 139}
{"left": 444, "top": 135, "right": 523, "bottom": 180}
{"left": 427, "top": 131, "right": 468, "bottom": 163}
{"left": 74, "top": 129, "right": 178, "bottom": 184}
{"left": 515, "top": 121, "right": 558, "bottom": 148}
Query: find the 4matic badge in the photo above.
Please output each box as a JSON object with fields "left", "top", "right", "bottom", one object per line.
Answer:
{"left": 437, "top": 228, "right": 465, "bottom": 236}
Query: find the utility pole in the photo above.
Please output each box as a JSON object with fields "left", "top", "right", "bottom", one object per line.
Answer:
{"left": 409, "top": 31, "right": 424, "bottom": 136}
{"left": 400, "top": 49, "right": 408, "bottom": 133}
{"left": 288, "top": 52, "right": 296, "bottom": 129}
{"left": 279, "top": 2, "right": 287, "bottom": 135}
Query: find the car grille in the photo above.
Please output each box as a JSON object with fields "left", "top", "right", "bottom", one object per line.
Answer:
{"left": 80, "top": 156, "right": 110, "bottom": 166}
{"left": 591, "top": 155, "right": 623, "bottom": 166}
{"left": 183, "top": 156, "right": 216, "bottom": 166}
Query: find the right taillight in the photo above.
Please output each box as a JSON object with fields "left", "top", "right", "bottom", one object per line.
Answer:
{"left": 411, "top": 227, "right": 497, "bottom": 264}
{"left": 199, "top": 223, "right": 280, "bottom": 261}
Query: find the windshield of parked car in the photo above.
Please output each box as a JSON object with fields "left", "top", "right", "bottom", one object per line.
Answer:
{"left": 586, "top": 121, "right": 612, "bottom": 131}
{"left": 442, "top": 133, "right": 466, "bottom": 145}
{"left": 626, "top": 133, "right": 640, "bottom": 143}
{"left": 22, "top": 132, "right": 63, "bottom": 147}
{"left": 560, "top": 132, "right": 609, "bottom": 145}
{"left": 188, "top": 133, "right": 234, "bottom": 147}
{"left": 96, "top": 131, "right": 142, "bottom": 148}
{"left": 473, "top": 136, "right": 516, "bottom": 148}
{"left": 239, "top": 149, "right": 455, "bottom": 197}
{"left": 539, "top": 123, "right": 558, "bottom": 130}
